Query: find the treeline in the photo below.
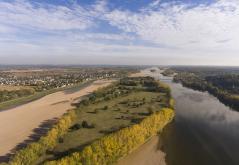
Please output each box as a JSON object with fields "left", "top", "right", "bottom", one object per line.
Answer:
{"left": 0, "top": 89, "right": 34, "bottom": 103}
{"left": 206, "top": 75, "right": 239, "bottom": 94}
{"left": 174, "top": 73, "right": 239, "bottom": 111}
{"left": 161, "top": 69, "right": 175, "bottom": 76}
{"left": 119, "top": 76, "right": 159, "bottom": 88}
{"left": 9, "top": 110, "right": 76, "bottom": 165}
{"left": 75, "top": 77, "right": 170, "bottom": 108}
{"left": 44, "top": 108, "right": 174, "bottom": 165}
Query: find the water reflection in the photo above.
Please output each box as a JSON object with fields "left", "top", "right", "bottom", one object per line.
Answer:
{"left": 145, "top": 68, "right": 239, "bottom": 165}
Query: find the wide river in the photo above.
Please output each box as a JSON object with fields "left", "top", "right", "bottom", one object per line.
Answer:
{"left": 144, "top": 68, "right": 239, "bottom": 165}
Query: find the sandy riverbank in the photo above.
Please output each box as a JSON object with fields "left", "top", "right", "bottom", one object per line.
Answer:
{"left": 0, "top": 80, "right": 113, "bottom": 158}
{"left": 117, "top": 136, "right": 166, "bottom": 165}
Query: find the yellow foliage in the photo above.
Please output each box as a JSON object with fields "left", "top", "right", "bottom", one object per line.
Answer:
{"left": 169, "top": 98, "right": 175, "bottom": 109}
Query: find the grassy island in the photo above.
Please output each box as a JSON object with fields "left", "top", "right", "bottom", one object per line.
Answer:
{"left": 9, "top": 76, "right": 174, "bottom": 165}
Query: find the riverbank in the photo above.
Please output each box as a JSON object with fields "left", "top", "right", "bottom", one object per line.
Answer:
{"left": 0, "top": 79, "right": 113, "bottom": 160}
{"left": 173, "top": 72, "right": 239, "bottom": 111}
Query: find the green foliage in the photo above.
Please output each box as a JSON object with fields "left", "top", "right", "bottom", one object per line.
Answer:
{"left": 147, "top": 106, "right": 154, "bottom": 115}
{"left": 169, "top": 99, "right": 175, "bottom": 109}
{"left": 174, "top": 72, "right": 239, "bottom": 111}
{"left": 70, "top": 123, "right": 82, "bottom": 131}
{"left": 82, "top": 121, "right": 95, "bottom": 129}
{"left": 44, "top": 108, "right": 174, "bottom": 165}
{"left": 103, "top": 105, "right": 108, "bottom": 110}
{"left": 161, "top": 69, "right": 175, "bottom": 76}
{"left": 0, "top": 89, "right": 35, "bottom": 103}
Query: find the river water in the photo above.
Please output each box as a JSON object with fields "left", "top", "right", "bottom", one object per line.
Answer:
{"left": 144, "top": 68, "right": 239, "bottom": 165}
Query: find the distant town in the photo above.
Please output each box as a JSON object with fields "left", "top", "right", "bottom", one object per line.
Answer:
{"left": 0, "top": 66, "right": 138, "bottom": 104}
{"left": 0, "top": 66, "right": 137, "bottom": 91}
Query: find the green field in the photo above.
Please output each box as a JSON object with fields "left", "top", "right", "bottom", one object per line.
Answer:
{"left": 35, "top": 77, "right": 170, "bottom": 164}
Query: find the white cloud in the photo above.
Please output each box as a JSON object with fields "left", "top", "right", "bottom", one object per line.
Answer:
{"left": 0, "top": 24, "right": 16, "bottom": 33}
{"left": 72, "top": 32, "right": 135, "bottom": 41}
{"left": 104, "top": 0, "right": 239, "bottom": 51}
{"left": 0, "top": 0, "right": 94, "bottom": 30}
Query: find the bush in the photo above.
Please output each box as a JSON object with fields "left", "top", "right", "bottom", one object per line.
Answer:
{"left": 147, "top": 106, "right": 154, "bottom": 115}
{"left": 82, "top": 121, "right": 95, "bottom": 129}
{"left": 169, "top": 98, "right": 175, "bottom": 109}
{"left": 70, "top": 123, "right": 82, "bottom": 131}
{"left": 59, "top": 137, "right": 64, "bottom": 143}
{"left": 102, "top": 105, "right": 108, "bottom": 110}
{"left": 82, "top": 121, "right": 89, "bottom": 128}
{"left": 81, "top": 99, "right": 90, "bottom": 106}
{"left": 93, "top": 109, "right": 99, "bottom": 114}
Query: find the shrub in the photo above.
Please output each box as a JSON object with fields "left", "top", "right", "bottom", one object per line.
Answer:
{"left": 147, "top": 106, "right": 154, "bottom": 115}
{"left": 59, "top": 137, "right": 64, "bottom": 143}
{"left": 70, "top": 123, "right": 82, "bottom": 131}
{"left": 102, "top": 105, "right": 108, "bottom": 110}
{"left": 82, "top": 121, "right": 95, "bottom": 129}
{"left": 93, "top": 109, "right": 99, "bottom": 114}
{"left": 81, "top": 99, "right": 90, "bottom": 106}
{"left": 169, "top": 98, "right": 175, "bottom": 109}
{"left": 82, "top": 121, "right": 89, "bottom": 128}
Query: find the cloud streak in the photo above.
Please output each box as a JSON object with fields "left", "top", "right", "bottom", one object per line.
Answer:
{"left": 0, "top": 0, "right": 94, "bottom": 31}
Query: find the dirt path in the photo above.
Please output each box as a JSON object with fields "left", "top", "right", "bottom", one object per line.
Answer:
{"left": 0, "top": 80, "right": 113, "bottom": 157}
{"left": 117, "top": 136, "right": 167, "bottom": 165}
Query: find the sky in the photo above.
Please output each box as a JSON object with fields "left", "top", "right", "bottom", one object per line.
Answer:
{"left": 0, "top": 0, "right": 239, "bottom": 65}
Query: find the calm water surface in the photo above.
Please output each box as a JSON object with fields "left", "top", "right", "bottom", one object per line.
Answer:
{"left": 145, "top": 69, "right": 239, "bottom": 165}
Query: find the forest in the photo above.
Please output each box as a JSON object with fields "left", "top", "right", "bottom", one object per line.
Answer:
{"left": 171, "top": 67, "right": 239, "bottom": 111}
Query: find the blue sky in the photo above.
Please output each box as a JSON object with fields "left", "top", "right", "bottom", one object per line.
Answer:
{"left": 0, "top": 0, "right": 238, "bottom": 65}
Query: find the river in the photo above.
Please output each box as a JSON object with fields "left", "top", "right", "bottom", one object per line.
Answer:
{"left": 144, "top": 68, "right": 239, "bottom": 165}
